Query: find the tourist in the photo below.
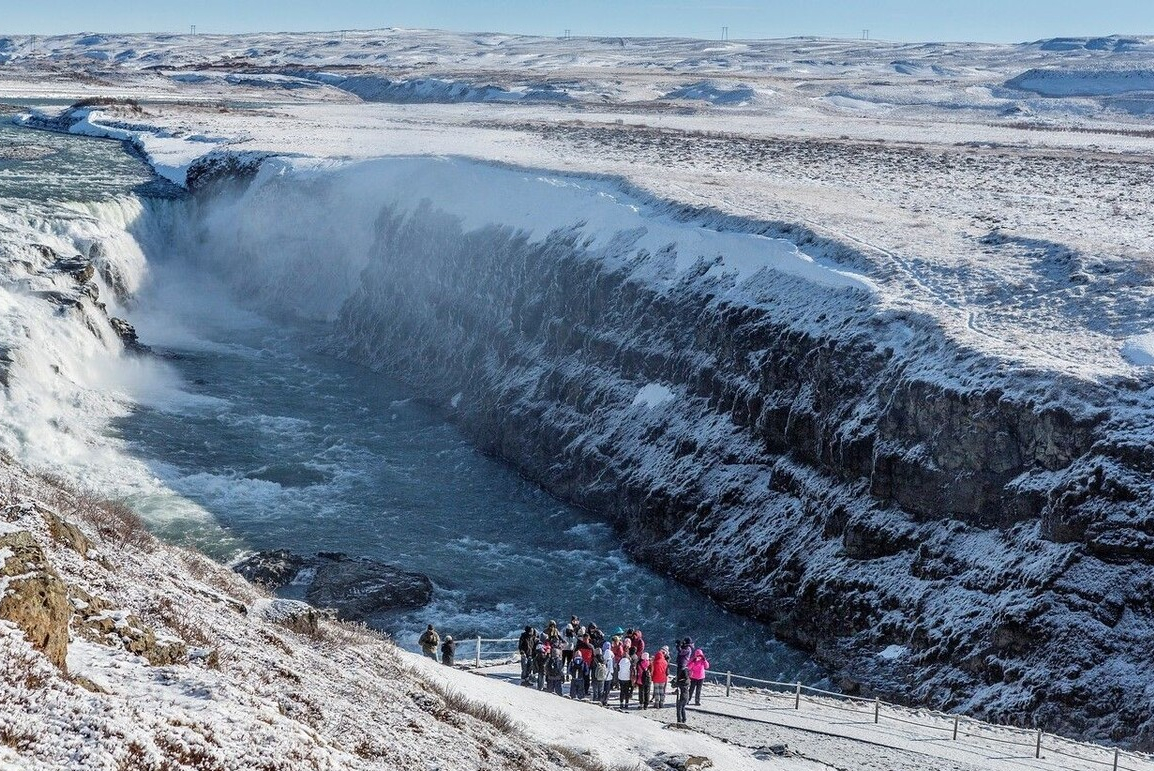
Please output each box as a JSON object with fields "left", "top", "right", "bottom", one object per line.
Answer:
{"left": 419, "top": 624, "right": 440, "bottom": 660}
{"left": 518, "top": 626, "right": 537, "bottom": 685}
{"left": 592, "top": 651, "right": 610, "bottom": 705}
{"left": 616, "top": 648, "right": 634, "bottom": 709}
{"left": 651, "top": 646, "right": 670, "bottom": 708}
{"left": 440, "top": 635, "right": 456, "bottom": 666}
{"left": 546, "top": 646, "right": 566, "bottom": 695}
{"left": 533, "top": 642, "right": 549, "bottom": 690}
{"left": 676, "top": 638, "right": 693, "bottom": 678}
{"left": 674, "top": 667, "right": 690, "bottom": 724}
{"left": 687, "top": 647, "right": 710, "bottom": 706}
{"left": 636, "top": 651, "right": 653, "bottom": 709}
{"left": 568, "top": 651, "right": 589, "bottom": 699}
{"left": 563, "top": 615, "right": 580, "bottom": 668}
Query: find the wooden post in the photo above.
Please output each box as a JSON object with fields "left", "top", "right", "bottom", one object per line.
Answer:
{"left": 475, "top": 636, "right": 481, "bottom": 667}
{"left": 874, "top": 697, "right": 880, "bottom": 723}
{"left": 952, "top": 715, "right": 959, "bottom": 740}
{"left": 795, "top": 682, "right": 801, "bottom": 710}
{"left": 1113, "top": 747, "right": 1120, "bottom": 771}
{"left": 1035, "top": 729, "right": 1042, "bottom": 759}
{"left": 725, "top": 671, "right": 732, "bottom": 698}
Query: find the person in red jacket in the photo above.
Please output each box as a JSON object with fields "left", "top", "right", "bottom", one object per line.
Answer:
{"left": 650, "top": 646, "right": 670, "bottom": 708}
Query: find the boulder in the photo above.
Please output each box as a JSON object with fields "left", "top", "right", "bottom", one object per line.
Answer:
{"left": 250, "top": 598, "right": 319, "bottom": 636}
{"left": 233, "top": 549, "right": 309, "bottom": 589}
{"left": 233, "top": 550, "right": 434, "bottom": 620}
{"left": 647, "top": 753, "right": 713, "bottom": 771}
{"left": 0, "top": 528, "right": 71, "bottom": 672}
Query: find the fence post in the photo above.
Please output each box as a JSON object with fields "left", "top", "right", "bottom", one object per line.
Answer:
{"left": 952, "top": 715, "right": 959, "bottom": 740}
{"left": 725, "top": 671, "right": 732, "bottom": 698}
{"left": 1113, "top": 747, "right": 1119, "bottom": 771}
{"left": 475, "top": 636, "right": 481, "bottom": 667}
{"left": 795, "top": 682, "right": 801, "bottom": 710}
{"left": 874, "top": 697, "right": 880, "bottom": 724}
{"left": 1035, "top": 729, "right": 1042, "bottom": 759}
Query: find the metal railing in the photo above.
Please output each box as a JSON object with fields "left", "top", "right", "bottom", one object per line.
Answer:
{"left": 448, "top": 637, "right": 1152, "bottom": 771}
{"left": 700, "top": 671, "right": 1153, "bottom": 771}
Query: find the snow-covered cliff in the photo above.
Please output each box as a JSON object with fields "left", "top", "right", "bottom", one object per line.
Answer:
{"left": 158, "top": 155, "right": 1154, "bottom": 747}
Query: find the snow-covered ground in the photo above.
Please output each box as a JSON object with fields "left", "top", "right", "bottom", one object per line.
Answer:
{"left": 5, "top": 26, "right": 1154, "bottom": 762}
{"left": 5, "top": 29, "right": 1154, "bottom": 380}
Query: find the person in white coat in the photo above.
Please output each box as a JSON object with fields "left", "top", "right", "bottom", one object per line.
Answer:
{"left": 616, "top": 651, "right": 634, "bottom": 709}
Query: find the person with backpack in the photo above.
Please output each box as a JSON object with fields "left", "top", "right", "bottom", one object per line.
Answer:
{"left": 440, "top": 636, "right": 456, "bottom": 667}
{"left": 568, "top": 651, "right": 589, "bottom": 699}
{"left": 651, "top": 646, "right": 670, "bottom": 708}
{"left": 533, "top": 642, "right": 549, "bottom": 690}
{"left": 687, "top": 648, "right": 710, "bottom": 706}
{"left": 616, "top": 649, "right": 634, "bottom": 709}
{"left": 517, "top": 626, "right": 537, "bottom": 686}
{"left": 546, "top": 647, "right": 566, "bottom": 695}
{"left": 592, "top": 652, "right": 610, "bottom": 705}
{"left": 673, "top": 668, "right": 690, "bottom": 724}
{"left": 418, "top": 624, "right": 440, "bottom": 660}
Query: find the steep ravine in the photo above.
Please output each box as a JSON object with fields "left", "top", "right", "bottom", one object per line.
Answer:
{"left": 169, "top": 155, "right": 1154, "bottom": 746}
{"left": 297, "top": 177, "right": 1154, "bottom": 746}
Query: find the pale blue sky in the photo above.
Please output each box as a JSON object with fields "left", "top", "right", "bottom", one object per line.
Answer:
{"left": 2, "top": 0, "right": 1150, "bottom": 43}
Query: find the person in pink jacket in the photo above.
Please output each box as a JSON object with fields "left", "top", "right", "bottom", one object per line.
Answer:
{"left": 686, "top": 648, "right": 709, "bottom": 706}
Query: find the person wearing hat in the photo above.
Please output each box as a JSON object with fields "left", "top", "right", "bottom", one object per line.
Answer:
{"left": 518, "top": 626, "right": 537, "bottom": 686}
{"left": 441, "top": 635, "right": 456, "bottom": 667}
{"left": 673, "top": 667, "right": 690, "bottom": 724}
{"left": 418, "top": 624, "right": 440, "bottom": 660}
{"left": 636, "top": 651, "right": 653, "bottom": 709}
{"left": 651, "top": 646, "right": 670, "bottom": 708}
{"left": 616, "top": 648, "right": 634, "bottom": 709}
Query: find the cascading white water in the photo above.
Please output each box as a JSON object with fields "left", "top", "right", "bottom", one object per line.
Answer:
{"left": 1, "top": 130, "right": 829, "bottom": 678}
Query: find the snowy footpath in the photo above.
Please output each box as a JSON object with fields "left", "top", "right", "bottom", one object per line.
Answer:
{"left": 444, "top": 660, "right": 1154, "bottom": 771}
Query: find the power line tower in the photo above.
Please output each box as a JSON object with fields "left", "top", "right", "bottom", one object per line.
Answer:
{"left": 564, "top": 29, "right": 571, "bottom": 40}
{"left": 190, "top": 24, "right": 197, "bottom": 35}
{"left": 862, "top": 29, "right": 869, "bottom": 40}
{"left": 722, "top": 26, "right": 729, "bottom": 41}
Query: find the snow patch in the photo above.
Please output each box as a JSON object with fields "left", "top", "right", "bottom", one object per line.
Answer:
{"left": 633, "top": 383, "right": 675, "bottom": 409}
{"left": 879, "top": 644, "right": 909, "bottom": 661}
{"left": 1121, "top": 333, "right": 1154, "bottom": 366}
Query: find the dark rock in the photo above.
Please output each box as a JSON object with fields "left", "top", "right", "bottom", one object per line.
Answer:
{"left": 232, "top": 549, "right": 433, "bottom": 620}
{"left": 52, "top": 255, "right": 96, "bottom": 284}
{"left": 233, "top": 549, "right": 309, "bottom": 589}
{"left": 306, "top": 554, "right": 434, "bottom": 620}
{"left": 109, "top": 317, "right": 150, "bottom": 354}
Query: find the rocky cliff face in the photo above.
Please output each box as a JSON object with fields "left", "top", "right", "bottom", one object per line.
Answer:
{"left": 328, "top": 199, "right": 1154, "bottom": 745}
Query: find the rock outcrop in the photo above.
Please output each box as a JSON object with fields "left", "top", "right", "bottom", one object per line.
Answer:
{"left": 0, "top": 528, "right": 71, "bottom": 671}
{"left": 234, "top": 550, "right": 434, "bottom": 621}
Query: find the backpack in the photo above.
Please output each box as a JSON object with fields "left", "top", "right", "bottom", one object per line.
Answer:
{"left": 547, "top": 656, "right": 565, "bottom": 679}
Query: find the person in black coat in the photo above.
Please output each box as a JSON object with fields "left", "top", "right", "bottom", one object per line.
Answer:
{"left": 441, "top": 635, "right": 456, "bottom": 666}
{"left": 673, "top": 668, "right": 690, "bottom": 724}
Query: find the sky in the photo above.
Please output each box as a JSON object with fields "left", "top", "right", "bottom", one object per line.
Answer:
{"left": 0, "top": 0, "right": 1150, "bottom": 43}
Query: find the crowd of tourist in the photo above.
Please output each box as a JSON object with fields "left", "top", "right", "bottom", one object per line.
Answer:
{"left": 419, "top": 616, "right": 711, "bottom": 724}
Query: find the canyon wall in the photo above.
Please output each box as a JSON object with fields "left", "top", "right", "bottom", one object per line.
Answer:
{"left": 184, "top": 158, "right": 1154, "bottom": 745}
